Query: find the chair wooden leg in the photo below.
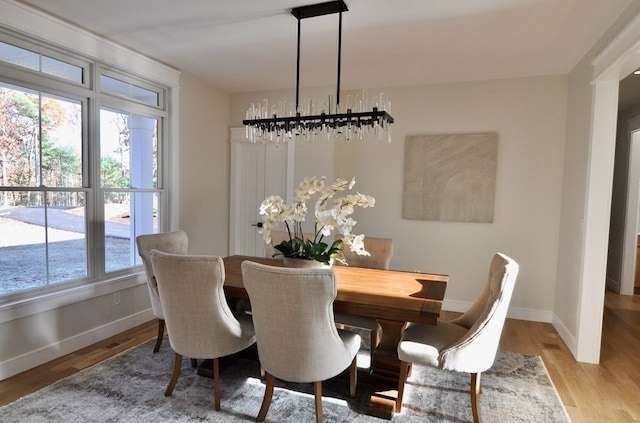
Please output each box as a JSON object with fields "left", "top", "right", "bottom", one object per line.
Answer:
{"left": 191, "top": 358, "right": 198, "bottom": 367}
{"left": 213, "top": 357, "right": 220, "bottom": 411}
{"left": 314, "top": 381, "right": 324, "bottom": 423}
{"left": 164, "top": 353, "right": 182, "bottom": 396}
{"left": 349, "top": 356, "right": 357, "bottom": 398}
{"left": 370, "top": 326, "right": 379, "bottom": 353}
{"left": 470, "top": 372, "right": 482, "bottom": 423}
{"left": 395, "top": 361, "right": 410, "bottom": 412}
{"left": 153, "top": 319, "right": 165, "bottom": 353}
{"left": 256, "top": 372, "right": 275, "bottom": 422}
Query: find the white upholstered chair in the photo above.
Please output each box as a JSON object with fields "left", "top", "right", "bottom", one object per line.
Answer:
{"left": 241, "top": 261, "right": 361, "bottom": 423}
{"left": 136, "top": 230, "right": 189, "bottom": 353}
{"left": 150, "top": 251, "right": 256, "bottom": 410}
{"left": 395, "top": 252, "right": 519, "bottom": 423}
{"left": 335, "top": 237, "right": 394, "bottom": 354}
{"left": 340, "top": 236, "right": 394, "bottom": 270}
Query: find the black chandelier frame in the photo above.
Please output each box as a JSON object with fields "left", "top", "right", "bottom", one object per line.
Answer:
{"left": 242, "top": 0, "right": 394, "bottom": 138}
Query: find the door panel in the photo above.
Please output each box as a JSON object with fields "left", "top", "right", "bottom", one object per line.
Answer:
{"left": 229, "top": 128, "right": 291, "bottom": 256}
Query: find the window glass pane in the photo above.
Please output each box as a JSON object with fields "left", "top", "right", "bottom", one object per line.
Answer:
{"left": 0, "top": 191, "right": 87, "bottom": 295}
{"left": 0, "top": 84, "right": 83, "bottom": 188}
{"left": 0, "top": 41, "right": 38, "bottom": 70}
{"left": 41, "top": 56, "right": 83, "bottom": 83}
{"left": 100, "top": 74, "right": 130, "bottom": 98}
{"left": 100, "top": 74, "right": 159, "bottom": 106}
{"left": 46, "top": 192, "right": 87, "bottom": 283}
{"left": 41, "top": 94, "right": 82, "bottom": 187}
{"left": 100, "top": 108, "right": 157, "bottom": 189}
{"left": 104, "top": 191, "right": 159, "bottom": 273}
{"left": 131, "top": 84, "right": 159, "bottom": 106}
{"left": 0, "top": 84, "right": 40, "bottom": 186}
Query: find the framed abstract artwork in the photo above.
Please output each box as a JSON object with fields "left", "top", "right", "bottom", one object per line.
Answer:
{"left": 403, "top": 132, "right": 498, "bottom": 223}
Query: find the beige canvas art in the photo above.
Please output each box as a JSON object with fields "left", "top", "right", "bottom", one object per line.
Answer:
{"left": 403, "top": 133, "right": 498, "bottom": 223}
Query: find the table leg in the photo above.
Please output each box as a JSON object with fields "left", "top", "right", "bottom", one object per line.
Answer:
{"left": 370, "top": 319, "right": 406, "bottom": 380}
{"left": 362, "top": 319, "right": 406, "bottom": 419}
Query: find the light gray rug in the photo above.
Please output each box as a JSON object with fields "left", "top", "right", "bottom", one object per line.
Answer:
{"left": 1, "top": 338, "right": 570, "bottom": 422}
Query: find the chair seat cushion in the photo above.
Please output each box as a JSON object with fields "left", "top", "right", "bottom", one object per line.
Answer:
{"left": 397, "top": 321, "right": 468, "bottom": 367}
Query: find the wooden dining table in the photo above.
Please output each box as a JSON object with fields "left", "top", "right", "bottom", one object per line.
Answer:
{"left": 222, "top": 255, "right": 449, "bottom": 418}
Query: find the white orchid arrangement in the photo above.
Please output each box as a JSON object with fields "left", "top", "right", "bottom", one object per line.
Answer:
{"left": 258, "top": 176, "right": 375, "bottom": 265}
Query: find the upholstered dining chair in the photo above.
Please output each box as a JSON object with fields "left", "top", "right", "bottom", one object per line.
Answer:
{"left": 340, "top": 236, "right": 394, "bottom": 270}
{"left": 241, "top": 261, "right": 361, "bottom": 423}
{"left": 335, "top": 237, "right": 394, "bottom": 354}
{"left": 150, "top": 250, "right": 256, "bottom": 410}
{"left": 136, "top": 230, "right": 189, "bottom": 353}
{"left": 395, "top": 252, "right": 519, "bottom": 423}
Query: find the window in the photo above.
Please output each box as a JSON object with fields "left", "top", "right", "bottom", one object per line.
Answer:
{"left": 0, "top": 34, "right": 170, "bottom": 301}
{"left": 100, "top": 107, "right": 161, "bottom": 272}
{"left": 100, "top": 74, "right": 160, "bottom": 107}
{"left": 0, "top": 40, "right": 84, "bottom": 84}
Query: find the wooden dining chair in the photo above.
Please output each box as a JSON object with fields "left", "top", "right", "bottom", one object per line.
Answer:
{"left": 241, "top": 260, "right": 361, "bottom": 423}
{"left": 135, "top": 230, "right": 189, "bottom": 353}
{"left": 395, "top": 252, "right": 519, "bottom": 423}
{"left": 335, "top": 237, "right": 394, "bottom": 354}
{"left": 150, "top": 251, "right": 256, "bottom": 410}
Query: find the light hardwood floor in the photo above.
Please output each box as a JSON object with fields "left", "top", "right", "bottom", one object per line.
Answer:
{"left": 1, "top": 291, "right": 639, "bottom": 422}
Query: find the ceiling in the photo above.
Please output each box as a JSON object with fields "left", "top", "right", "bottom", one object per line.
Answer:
{"left": 14, "top": 0, "right": 635, "bottom": 95}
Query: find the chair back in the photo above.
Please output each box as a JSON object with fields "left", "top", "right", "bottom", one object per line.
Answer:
{"left": 441, "top": 252, "right": 519, "bottom": 373}
{"left": 341, "top": 237, "right": 394, "bottom": 269}
{"left": 150, "top": 251, "right": 255, "bottom": 359}
{"left": 241, "top": 260, "right": 357, "bottom": 383}
{"left": 136, "top": 230, "right": 188, "bottom": 319}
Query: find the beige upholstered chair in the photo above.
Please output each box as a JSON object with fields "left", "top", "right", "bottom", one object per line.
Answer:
{"left": 335, "top": 237, "right": 394, "bottom": 354}
{"left": 395, "top": 253, "right": 519, "bottom": 423}
{"left": 150, "top": 251, "right": 256, "bottom": 410}
{"left": 340, "top": 236, "right": 394, "bottom": 270}
{"left": 136, "top": 230, "right": 189, "bottom": 353}
{"left": 241, "top": 261, "right": 361, "bottom": 423}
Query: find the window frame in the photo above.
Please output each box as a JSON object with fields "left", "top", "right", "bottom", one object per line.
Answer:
{"left": 0, "top": 28, "right": 175, "bottom": 312}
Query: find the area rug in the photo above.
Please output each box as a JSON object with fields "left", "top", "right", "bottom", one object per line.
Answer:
{"left": 0, "top": 339, "right": 570, "bottom": 422}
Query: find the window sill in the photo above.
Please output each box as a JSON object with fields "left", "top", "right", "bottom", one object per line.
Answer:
{"left": 0, "top": 271, "right": 147, "bottom": 324}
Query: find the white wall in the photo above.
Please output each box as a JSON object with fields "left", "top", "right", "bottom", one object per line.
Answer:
{"left": 553, "top": 3, "right": 640, "bottom": 362}
{"left": 178, "top": 73, "right": 231, "bottom": 256}
{"left": 607, "top": 104, "right": 640, "bottom": 294}
{"left": 231, "top": 76, "right": 568, "bottom": 321}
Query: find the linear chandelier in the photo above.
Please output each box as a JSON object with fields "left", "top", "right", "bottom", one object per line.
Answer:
{"left": 243, "top": 0, "right": 394, "bottom": 144}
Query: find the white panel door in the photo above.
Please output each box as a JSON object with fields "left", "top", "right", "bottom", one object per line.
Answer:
{"left": 229, "top": 128, "right": 293, "bottom": 256}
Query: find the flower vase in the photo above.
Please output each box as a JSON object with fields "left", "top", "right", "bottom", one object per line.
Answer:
{"left": 282, "top": 256, "right": 331, "bottom": 269}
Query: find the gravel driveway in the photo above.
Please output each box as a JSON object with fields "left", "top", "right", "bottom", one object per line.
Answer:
{"left": 0, "top": 211, "right": 132, "bottom": 296}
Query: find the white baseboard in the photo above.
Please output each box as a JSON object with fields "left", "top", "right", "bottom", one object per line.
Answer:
{"left": 551, "top": 312, "right": 577, "bottom": 356}
{"left": 0, "top": 309, "right": 154, "bottom": 381}
{"left": 605, "top": 276, "right": 621, "bottom": 293}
